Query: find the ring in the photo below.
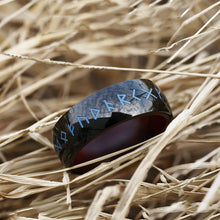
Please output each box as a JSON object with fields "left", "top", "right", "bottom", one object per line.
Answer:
{"left": 53, "top": 79, "right": 173, "bottom": 173}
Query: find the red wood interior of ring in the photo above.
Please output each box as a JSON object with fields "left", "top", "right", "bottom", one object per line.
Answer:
{"left": 72, "top": 113, "right": 169, "bottom": 173}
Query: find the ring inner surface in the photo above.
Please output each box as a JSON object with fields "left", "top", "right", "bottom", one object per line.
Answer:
{"left": 72, "top": 113, "right": 170, "bottom": 172}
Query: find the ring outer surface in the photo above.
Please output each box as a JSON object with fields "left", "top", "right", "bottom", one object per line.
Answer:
{"left": 53, "top": 79, "right": 173, "bottom": 168}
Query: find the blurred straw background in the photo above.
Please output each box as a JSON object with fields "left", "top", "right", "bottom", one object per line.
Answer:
{"left": 0, "top": 0, "right": 220, "bottom": 219}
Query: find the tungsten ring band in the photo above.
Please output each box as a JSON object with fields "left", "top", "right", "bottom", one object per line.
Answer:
{"left": 53, "top": 79, "right": 173, "bottom": 173}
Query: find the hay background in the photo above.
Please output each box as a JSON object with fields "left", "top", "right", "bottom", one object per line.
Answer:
{"left": 0, "top": 0, "right": 220, "bottom": 219}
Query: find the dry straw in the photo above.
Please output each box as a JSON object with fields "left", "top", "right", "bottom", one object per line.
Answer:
{"left": 0, "top": 0, "right": 220, "bottom": 219}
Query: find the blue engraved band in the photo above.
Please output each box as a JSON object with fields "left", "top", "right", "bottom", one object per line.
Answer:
{"left": 53, "top": 79, "right": 173, "bottom": 173}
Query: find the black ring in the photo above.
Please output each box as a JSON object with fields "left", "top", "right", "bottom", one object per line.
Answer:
{"left": 53, "top": 79, "right": 173, "bottom": 173}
